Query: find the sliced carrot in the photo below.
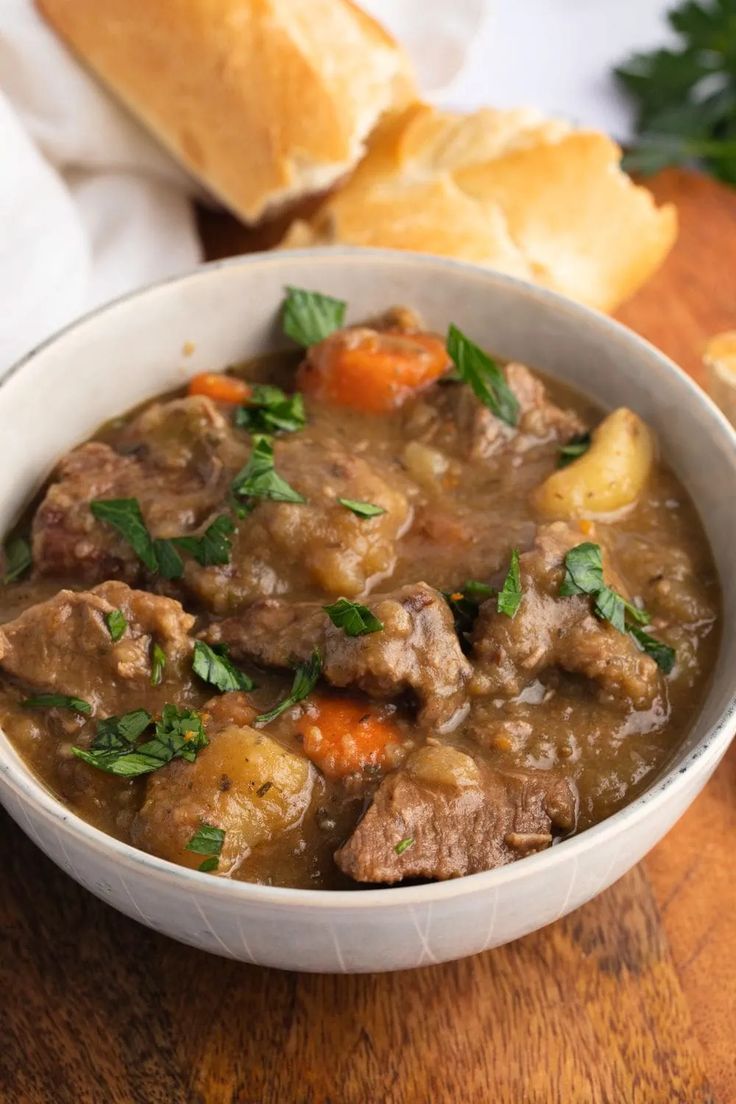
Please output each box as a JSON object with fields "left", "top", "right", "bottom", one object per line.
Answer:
{"left": 187, "top": 372, "right": 251, "bottom": 404}
{"left": 297, "top": 328, "right": 450, "bottom": 413}
{"left": 298, "top": 695, "right": 401, "bottom": 779}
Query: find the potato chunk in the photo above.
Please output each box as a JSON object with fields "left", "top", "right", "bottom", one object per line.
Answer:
{"left": 131, "top": 723, "right": 315, "bottom": 875}
{"left": 533, "top": 407, "right": 654, "bottom": 518}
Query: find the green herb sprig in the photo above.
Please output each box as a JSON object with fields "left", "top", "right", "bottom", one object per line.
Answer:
{"left": 443, "top": 580, "right": 494, "bottom": 637}
{"left": 192, "top": 640, "right": 256, "bottom": 694}
{"left": 560, "top": 542, "right": 676, "bottom": 673}
{"left": 91, "top": 499, "right": 234, "bottom": 579}
{"left": 282, "top": 287, "right": 347, "bottom": 347}
{"left": 231, "top": 434, "right": 305, "bottom": 506}
{"left": 72, "top": 704, "right": 208, "bottom": 777}
{"left": 186, "top": 822, "right": 226, "bottom": 872}
{"left": 255, "top": 650, "right": 322, "bottom": 726}
{"left": 615, "top": 0, "right": 736, "bottom": 183}
{"left": 235, "top": 384, "right": 306, "bottom": 435}
{"left": 338, "top": 498, "right": 386, "bottom": 518}
{"left": 497, "top": 549, "right": 522, "bottom": 618}
{"left": 324, "top": 598, "right": 383, "bottom": 637}
{"left": 446, "top": 325, "right": 519, "bottom": 427}
{"left": 2, "top": 536, "right": 32, "bottom": 584}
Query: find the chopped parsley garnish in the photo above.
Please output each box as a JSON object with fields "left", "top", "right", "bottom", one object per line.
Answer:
{"left": 72, "top": 704, "right": 207, "bottom": 777}
{"left": 324, "top": 598, "right": 383, "bottom": 637}
{"left": 152, "top": 538, "right": 185, "bottom": 581}
{"left": 170, "top": 515, "right": 235, "bottom": 567}
{"left": 497, "top": 549, "right": 522, "bottom": 618}
{"left": 186, "top": 822, "right": 226, "bottom": 872}
{"left": 90, "top": 498, "right": 158, "bottom": 572}
{"left": 282, "top": 286, "right": 347, "bottom": 347}
{"left": 235, "top": 384, "right": 306, "bottom": 435}
{"left": 150, "top": 643, "right": 167, "bottom": 687}
{"left": 446, "top": 324, "right": 520, "bottom": 427}
{"left": 338, "top": 498, "right": 386, "bottom": 518}
{"left": 104, "top": 608, "right": 127, "bottom": 642}
{"left": 192, "top": 640, "right": 256, "bottom": 694}
{"left": 443, "top": 580, "right": 494, "bottom": 637}
{"left": 3, "top": 536, "right": 32, "bottom": 584}
{"left": 558, "top": 432, "right": 592, "bottom": 468}
{"left": 560, "top": 542, "right": 676, "bottom": 672}
{"left": 23, "top": 693, "right": 92, "bottom": 716}
{"left": 628, "top": 626, "right": 677, "bottom": 675}
{"left": 395, "top": 837, "right": 415, "bottom": 855}
{"left": 255, "top": 649, "right": 322, "bottom": 726}
{"left": 91, "top": 498, "right": 234, "bottom": 579}
{"left": 231, "top": 434, "right": 305, "bottom": 505}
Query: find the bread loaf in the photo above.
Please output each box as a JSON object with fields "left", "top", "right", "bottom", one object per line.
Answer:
{"left": 281, "top": 102, "right": 677, "bottom": 313}
{"left": 37, "top": 0, "right": 415, "bottom": 223}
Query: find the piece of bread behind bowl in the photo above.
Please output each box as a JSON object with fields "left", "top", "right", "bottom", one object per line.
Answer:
{"left": 282, "top": 102, "right": 678, "bottom": 314}
{"left": 36, "top": 0, "right": 415, "bottom": 224}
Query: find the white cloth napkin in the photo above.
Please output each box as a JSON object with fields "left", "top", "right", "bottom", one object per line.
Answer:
{"left": 0, "top": 0, "right": 672, "bottom": 371}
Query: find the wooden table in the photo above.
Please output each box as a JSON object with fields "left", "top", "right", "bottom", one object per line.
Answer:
{"left": 2, "top": 169, "right": 735, "bottom": 1104}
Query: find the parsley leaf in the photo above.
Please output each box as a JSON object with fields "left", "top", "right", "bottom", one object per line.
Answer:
{"left": 72, "top": 704, "right": 207, "bottom": 777}
{"left": 338, "top": 498, "right": 386, "bottom": 518}
{"left": 443, "top": 580, "right": 494, "bottom": 637}
{"left": 24, "top": 693, "right": 92, "bottom": 715}
{"left": 171, "top": 515, "right": 235, "bottom": 567}
{"left": 446, "top": 324, "right": 519, "bottom": 427}
{"left": 615, "top": 0, "right": 736, "bottom": 184}
{"left": 235, "top": 385, "right": 306, "bottom": 435}
{"left": 104, "top": 609, "right": 127, "bottom": 642}
{"left": 150, "top": 643, "right": 167, "bottom": 687}
{"left": 282, "top": 286, "right": 347, "bottom": 347}
{"left": 255, "top": 650, "right": 322, "bottom": 726}
{"left": 90, "top": 498, "right": 158, "bottom": 572}
{"left": 3, "top": 535, "right": 32, "bottom": 584}
{"left": 231, "top": 434, "right": 305, "bottom": 504}
{"left": 560, "top": 541, "right": 605, "bottom": 596}
{"left": 629, "top": 626, "right": 677, "bottom": 675}
{"left": 152, "top": 539, "right": 184, "bottom": 581}
{"left": 192, "top": 640, "right": 256, "bottom": 693}
{"left": 324, "top": 598, "right": 383, "bottom": 637}
{"left": 395, "top": 837, "right": 415, "bottom": 855}
{"left": 558, "top": 432, "right": 592, "bottom": 468}
{"left": 560, "top": 542, "right": 675, "bottom": 672}
{"left": 497, "top": 549, "right": 522, "bottom": 618}
{"left": 92, "top": 498, "right": 234, "bottom": 578}
{"left": 185, "top": 822, "right": 226, "bottom": 871}
{"left": 92, "top": 709, "right": 152, "bottom": 752}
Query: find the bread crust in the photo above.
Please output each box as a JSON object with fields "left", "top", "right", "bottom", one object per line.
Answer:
{"left": 282, "top": 103, "right": 677, "bottom": 313}
{"left": 36, "top": 0, "right": 415, "bottom": 223}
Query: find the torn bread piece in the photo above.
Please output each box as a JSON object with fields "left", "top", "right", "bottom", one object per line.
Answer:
{"left": 37, "top": 0, "right": 415, "bottom": 224}
{"left": 281, "top": 102, "right": 677, "bottom": 313}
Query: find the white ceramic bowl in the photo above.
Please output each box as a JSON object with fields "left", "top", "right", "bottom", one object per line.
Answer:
{"left": 1, "top": 249, "right": 735, "bottom": 973}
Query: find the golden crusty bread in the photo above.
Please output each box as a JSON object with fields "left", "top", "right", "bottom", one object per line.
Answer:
{"left": 36, "top": 0, "right": 415, "bottom": 224}
{"left": 281, "top": 103, "right": 677, "bottom": 313}
{"left": 703, "top": 330, "right": 736, "bottom": 426}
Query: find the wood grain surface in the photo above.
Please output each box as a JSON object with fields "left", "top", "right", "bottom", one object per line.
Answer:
{"left": 2, "top": 168, "right": 734, "bottom": 1104}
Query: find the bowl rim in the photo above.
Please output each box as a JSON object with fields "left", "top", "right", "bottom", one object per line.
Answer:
{"left": 2, "top": 245, "right": 736, "bottom": 911}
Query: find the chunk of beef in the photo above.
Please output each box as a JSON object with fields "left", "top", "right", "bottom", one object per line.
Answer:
{"left": 205, "top": 582, "right": 472, "bottom": 729}
{"left": 335, "top": 745, "right": 578, "bottom": 883}
{"left": 0, "top": 581, "right": 194, "bottom": 715}
{"left": 131, "top": 693, "right": 317, "bottom": 875}
{"left": 32, "top": 443, "right": 143, "bottom": 581}
{"left": 471, "top": 522, "right": 663, "bottom": 710}
{"left": 33, "top": 397, "right": 244, "bottom": 584}
{"left": 405, "top": 363, "right": 585, "bottom": 464}
{"left": 188, "top": 434, "right": 410, "bottom": 611}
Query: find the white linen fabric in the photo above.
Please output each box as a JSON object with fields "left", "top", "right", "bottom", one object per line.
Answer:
{"left": 0, "top": 0, "right": 672, "bottom": 370}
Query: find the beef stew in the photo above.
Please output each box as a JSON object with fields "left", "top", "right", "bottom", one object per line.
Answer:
{"left": 0, "top": 291, "right": 719, "bottom": 888}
